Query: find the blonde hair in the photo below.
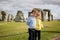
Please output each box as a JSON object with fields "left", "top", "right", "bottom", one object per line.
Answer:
{"left": 32, "top": 8, "right": 42, "bottom": 20}
{"left": 36, "top": 13, "right": 41, "bottom": 20}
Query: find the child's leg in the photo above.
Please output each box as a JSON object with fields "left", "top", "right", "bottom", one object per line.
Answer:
{"left": 28, "top": 29, "right": 31, "bottom": 40}
{"left": 37, "top": 30, "right": 41, "bottom": 40}
{"left": 31, "top": 29, "right": 35, "bottom": 40}
{"left": 35, "top": 30, "right": 37, "bottom": 40}
{"left": 28, "top": 29, "right": 35, "bottom": 40}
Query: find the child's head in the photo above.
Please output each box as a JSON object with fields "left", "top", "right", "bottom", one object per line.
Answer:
{"left": 36, "top": 14, "right": 41, "bottom": 19}
{"left": 32, "top": 8, "right": 41, "bottom": 17}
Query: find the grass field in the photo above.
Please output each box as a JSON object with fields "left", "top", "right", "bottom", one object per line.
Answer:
{"left": 0, "top": 21, "right": 60, "bottom": 40}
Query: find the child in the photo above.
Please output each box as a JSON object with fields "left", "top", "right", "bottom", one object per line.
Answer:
{"left": 35, "top": 14, "right": 44, "bottom": 40}
{"left": 27, "top": 8, "right": 40, "bottom": 40}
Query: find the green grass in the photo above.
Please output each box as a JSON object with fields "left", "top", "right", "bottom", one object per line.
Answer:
{"left": 0, "top": 21, "right": 60, "bottom": 40}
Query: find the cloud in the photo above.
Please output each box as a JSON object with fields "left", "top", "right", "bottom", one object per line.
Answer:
{"left": 0, "top": 0, "right": 60, "bottom": 19}
{"left": 43, "top": 0, "right": 60, "bottom": 5}
{"left": 0, "top": 0, "right": 60, "bottom": 5}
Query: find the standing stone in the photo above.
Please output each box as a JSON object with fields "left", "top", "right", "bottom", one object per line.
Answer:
{"left": 48, "top": 11, "right": 50, "bottom": 21}
{"left": 8, "top": 14, "right": 11, "bottom": 22}
{"left": 0, "top": 12, "right": 2, "bottom": 21}
{"left": 4, "top": 14, "right": 8, "bottom": 22}
{"left": 28, "top": 12, "right": 32, "bottom": 17}
{"left": 15, "top": 11, "right": 24, "bottom": 22}
{"left": 11, "top": 14, "right": 14, "bottom": 21}
{"left": 1, "top": 11, "right": 6, "bottom": 21}
{"left": 51, "top": 14, "right": 53, "bottom": 21}
{"left": 41, "top": 11, "right": 44, "bottom": 21}
{"left": 43, "top": 9, "right": 51, "bottom": 21}
{"left": 42, "top": 11, "right": 47, "bottom": 21}
{"left": 8, "top": 14, "right": 14, "bottom": 22}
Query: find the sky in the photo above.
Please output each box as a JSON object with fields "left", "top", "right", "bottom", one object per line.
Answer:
{"left": 0, "top": 0, "right": 60, "bottom": 19}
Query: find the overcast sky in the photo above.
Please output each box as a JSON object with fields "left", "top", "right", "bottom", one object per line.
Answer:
{"left": 0, "top": 0, "right": 60, "bottom": 19}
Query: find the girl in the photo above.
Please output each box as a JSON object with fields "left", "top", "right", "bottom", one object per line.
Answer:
{"left": 35, "top": 13, "right": 44, "bottom": 40}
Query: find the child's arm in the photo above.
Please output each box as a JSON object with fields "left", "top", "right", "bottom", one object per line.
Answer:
{"left": 27, "top": 17, "right": 31, "bottom": 26}
{"left": 39, "top": 20, "right": 44, "bottom": 30}
{"left": 41, "top": 22, "right": 44, "bottom": 29}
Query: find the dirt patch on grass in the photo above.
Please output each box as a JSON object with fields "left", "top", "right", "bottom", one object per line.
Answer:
{"left": 51, "top": 35, "right": 60, "bottom": 40}
{"left": 52, "top": 37, "right": 60, "bottom": 40}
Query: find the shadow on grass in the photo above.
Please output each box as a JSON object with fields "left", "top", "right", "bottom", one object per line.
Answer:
{"left": 0, "top": 32, "right": 28, "bottom": 37}
{"left": 42, "top": 31, "right": 60, "bottom": 33}
{"left": 0, "top": 31, "right": 60, "bottom": 37}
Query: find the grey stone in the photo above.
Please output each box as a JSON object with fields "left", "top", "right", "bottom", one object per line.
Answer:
{"left": 7, "top": 14, "right": 14, "bottom": 22}
{"left": 0, "top": 12, "right": 2, "bottom": 21}
{"left": 15, "top": 11, "right": 25, "bottom": 22}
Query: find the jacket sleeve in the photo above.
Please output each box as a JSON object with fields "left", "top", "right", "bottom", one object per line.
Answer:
{"left": 39, "top": 20, "right": 44, "bottom": 29}
{"left": 27, "top": 17, "right": 31, "bottom": 26}
{"left": 41, "top": 22, "right": 44, "bottom": 28}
